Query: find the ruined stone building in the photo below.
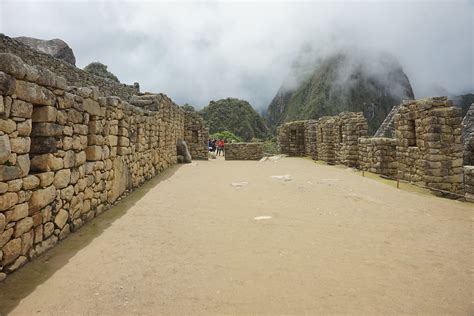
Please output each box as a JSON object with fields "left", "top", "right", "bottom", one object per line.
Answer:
{"left": 277, "top": 98, "right": 472, "bottom": 199}
{"left": 0, "top": 44, "right": 208, "bottom": 279}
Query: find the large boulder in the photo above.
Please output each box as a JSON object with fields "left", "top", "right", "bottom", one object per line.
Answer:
{"left": 177, "top": 140, "right": 192, "bottom": 163}
{"left": 14, "top": 36, "right": 76, "bottom": 65}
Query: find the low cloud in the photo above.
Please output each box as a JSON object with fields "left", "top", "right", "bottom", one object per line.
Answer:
{"left": 0, "top": 0, "right": 472, "bottom": 110}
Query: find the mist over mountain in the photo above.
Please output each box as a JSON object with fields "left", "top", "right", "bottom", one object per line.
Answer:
{"left": 266, "top": 50, "right": 414, "bottom": 134}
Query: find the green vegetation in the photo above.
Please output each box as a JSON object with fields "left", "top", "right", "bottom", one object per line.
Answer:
{"left": 84, "top": 62, "right": 119, "bottom": 82}
{"left": 266, "top": 53, "right": 414, "bottom": 134}
{"left": 211, "top": 130, "right": 243, "bottom": 142}
{"left": 200, "top": 98, "right": 269, "bottom": 141}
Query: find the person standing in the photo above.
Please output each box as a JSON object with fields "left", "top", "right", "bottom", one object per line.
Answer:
{"left": 216, "top": 139, "right": 222, "bottom": 156}
{"left": 220, "top": 139, "right": 225, "bottom": 156}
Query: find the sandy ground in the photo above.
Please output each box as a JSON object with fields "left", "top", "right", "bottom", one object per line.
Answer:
{"left": 0, "top": 157, "right": 472, "bottom": 315}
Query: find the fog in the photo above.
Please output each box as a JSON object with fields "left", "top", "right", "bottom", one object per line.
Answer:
{"left": 0, "top": 0, "right": 472, "bottom": 110}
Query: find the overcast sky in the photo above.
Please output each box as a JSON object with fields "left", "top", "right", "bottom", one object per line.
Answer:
{"left": 0, "top": 0, "right": 472, "bottom": 110}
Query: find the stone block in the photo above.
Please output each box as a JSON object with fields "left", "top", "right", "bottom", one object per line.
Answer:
{"left": 0, "top": 165, "right": 20, "bottom": 182}
{"left": 0, "top": 71, "right": 16, "bottom": 95}
{"left": 6, "top": 202, "right": 28, "bottom": 222}
{"left": 54, "top": 209, "right": 69, "bottom": 229}
{"left": 32, "top": 106, "right": 57, "bottom": 122}
{"left": 9, "top": 137, "right": 31, "bottom": 154}
{"left": 2, "top": 238, "right": 22, "bottom": 266}
{"left": 30, "top": 154, "right": 63, "bottom": 172}
{"left": 14, "top": 80, "right": 55, "bottom": 106}
{"left": 11, "top": 100, "right": 33, "bottom": 119}
{"left": 31, "top": 122, "right": 62, "bottom": 137}
{"left": 28, "top": 185, "right": 56, "bottom": 213}
{"left": 86, "top": 146, "right": 103, "bottom": 161}
{"left": 0, "top": 134, "right": 11, "bottom": 164}
{"left": 17, "top": 119, "right": 32, "bottom": 136}
{"left": 53, "top": 169, "right": 71, "bottom": 189}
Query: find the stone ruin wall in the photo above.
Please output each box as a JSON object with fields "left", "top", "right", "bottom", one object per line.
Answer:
{"left": 183, "top": 111, "right": 209, "bottom": 160}
{"left": 225, "top": 143, "right": 264, "bottom": 160}
{"left": 277, "top": 98, "right": 470, "bottom": 199}
{"left": 304, "top": 120, "right": 318, "bottom": 159}
{"left": 277, "top": 121, "right": 306, "bottom": 156}
{"left": 358, "top": 137, "right": 397, "bottom": 177}
{"left": 334, "top": 112, "right": 368, "bottom": 167}
{"left": 316, "top": 117, "right": 337, "bottom": 164}
{"left": 0, "top": 34, "right": 139, "bottom": 101}
{"left": 394, "top": 97, "right": 464, "bottom": 194}
{"left": 0, "top": 53, "right": 207, "bottom": 281}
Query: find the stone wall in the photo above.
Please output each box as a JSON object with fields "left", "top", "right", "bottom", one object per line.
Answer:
{"left": 334, "top": 112, "right": 368, "bottom": 167}
{"left": 316, "top": 117, "right": 337, "bottom": 164}
{"left": 359, "top": 137, "right": 397, "bottom": 176}
{"left": 394, "top": 97, "right": 464, "bottom": 194}
{"left": 462, "top": 104, "right": 473, "bottom": 165}
{"left": 277, "top": 121, "right": 306, "bottom": 156}
{"left": 0, "top": 34, "right": 139, "bottom": 101}
{"left": 304, "top": 120, "right": 318, "bottom": 159}
{"left": 0, "top": 52, "right": 205, "bottom": 281}
{"left": 225, "top": 143, "right": 264, "bottom": 160}
{"left": 183, "top": 111, "right": 209, "bottom": 160}
{"left": 464, "top": 166, "right": 474, "bottom": 201}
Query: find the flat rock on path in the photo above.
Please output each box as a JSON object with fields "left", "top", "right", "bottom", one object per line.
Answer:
{"left": 0, "top": 157, "right": 472, "bottom": 315}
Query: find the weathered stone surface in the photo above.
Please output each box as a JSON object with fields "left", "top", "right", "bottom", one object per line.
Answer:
{"left": 0, "top": 53, "right": 27, "bottom": 79}
{"left": 86, "top": 146, "right": 103, "bottom": 161}
{"left": 21, "top": 229, "right": 34, "bottom": 255}
{"left": 16, "top": 154, "right": 30, "bottom": 177}
{"left": 0, "top": 118, "right": 16, "bottom": 134}
{"left": 6, "top": 203, "right": 28, "bottom": 222}
{"left": 14, "top": 36, "right": 77, "bottom": 65}
{"left": 176, "top": 140, "right": 192, "bottom": 163}
{"left": 14, "top": 80, "right": 55, "bottom": 106}
{"left": 6, "top": 255, "right": 27, "bottom": 272}
{"left": 31, "top": 153, "right": 63, "bottom": 172}
{"left": 7, "top": 179, "right": 22, "bottom": 192}
{"left": 0, "top": 134, "right": 11, "bottom": 164}
{"left": 0, "top": 192, "right": 18, "bottom": 211}
{"left": 35, "top": 235, "right": 57, "bottom": 256}
{"left": 10, "top": 100, "right": 33, "bottom": 118}
{"left": 54, "top": 209, "right": 69, "bottom": 229}
{"left": 0, "top": 71, "right": 16, "bottom": 95}
{"left": 17, "top": 119, "right": 32, "bottom": 136}
{"left": 83, "top": 98, "right": 104, "bottom": 116}
{"left": 35, "top": 172, "right": 54, "bottom": 188}
{"left": 29, "top": 136, "right": 59, "bottom": 154}
{"left": 0, "top": 165, "right": 20, "bottom": 182}
{"left": 31, "top": 122, "right": 62, "bottom": 137}
{"left": 28, "top": 185, "right": 56, "bottom": 212}
{"left": 14, "top": 217, "right": 33, "bottom": 237}
{"left": 58, "top": 224, "right": 70, "bottom": 240}
{"left": 0, "top": 228, "right": 14, "bottom": 248}
{"left": 10, "top": 137, "right": 31, "bottom": 154}
{"left": 2, "top": 238, "right": 21, "bottom": 265}
{"left": 32, "top": 106, "right": 57, "bottom": 122}
{"left": 0, "top": 213, "right": 5, "bottom": 232}
{"left": 43, "top": 222, "right": 54, "bottom": 239}
{"left": 23, "top": 175, "right": 40, "bottom": 190}
{"left": 225, "top": 143, "right": 264, "bottom": 161}
{"left": 53, "top": 169, "right": 71, "bottom": 189}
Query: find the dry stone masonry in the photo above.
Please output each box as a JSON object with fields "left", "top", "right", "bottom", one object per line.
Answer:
{"left": 225, "top": 143, "right": 264, "bottom": 160}
{"left": 0, "top": 34, "right": 139, "bottom": 100}
{"left": 0, "top": 52, "right": 208, "bottom": 281}
{"left": 183, "top": 110, "right": 209, "bottom": 160}
{"left": 277, "top": 121, "right": 306, "bottom": 156}
{"left": 334, "top": 112, "right": 368, "bottom": 167}
{"left": 394, "top": 97, "right": 463, "bottom": 195}
{"left": 277, "top": 98, "right": 472, "bottom": 200}
{"left": 358, "top": 137, "right": 397, "bottom": 176}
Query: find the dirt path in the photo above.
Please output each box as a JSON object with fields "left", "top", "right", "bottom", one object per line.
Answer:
{"left": 0, "top": 157, "right": 472, "bottom": 315}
